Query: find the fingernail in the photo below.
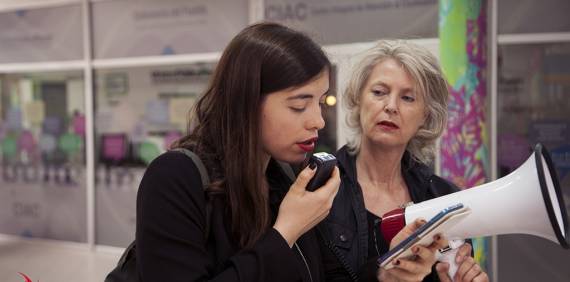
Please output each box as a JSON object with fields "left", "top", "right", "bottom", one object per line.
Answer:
{"left": 412, "top": 246, "right": 419, "bottom": 254}
{"left": 419, "top": 219, "right": 427, "bottom": 224}
{"left": 393, "top": 259, "right": 400, "bottom": 266}
{"left": 456, "top": 255, "right": 464, "bottom": 264}
{"left": 309, "top": 163, "right": 317, "bottom": 170}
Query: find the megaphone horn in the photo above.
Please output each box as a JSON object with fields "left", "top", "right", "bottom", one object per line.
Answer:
{"left": 381, "top": 143, "right": 569, "bottom": 249}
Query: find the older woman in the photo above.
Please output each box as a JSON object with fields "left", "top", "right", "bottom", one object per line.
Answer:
{"left": 318, "top": 40, "right": 489, "bottom": 282}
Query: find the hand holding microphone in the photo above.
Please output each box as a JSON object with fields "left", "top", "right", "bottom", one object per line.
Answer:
{"left": 274, "top": 152, "right": 339, "bottom": 247}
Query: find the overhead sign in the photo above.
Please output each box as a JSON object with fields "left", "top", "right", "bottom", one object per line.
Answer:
{"left": 92, "top": 0, "right": 248, "bottom": 58}
{"left": 264, "top": 0, "right": 438, "bottom": 45}
{"left": 0, "top": 5, "right": 83, "bottom": 63}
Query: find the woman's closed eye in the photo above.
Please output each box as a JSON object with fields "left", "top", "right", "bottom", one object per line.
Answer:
{"left": 290, "top": 106, "right": 306, "bottom": 113}
{"left": 289, "top": 100, "right": 310, "bottom": 112}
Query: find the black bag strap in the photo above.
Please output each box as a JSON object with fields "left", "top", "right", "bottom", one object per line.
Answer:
{"left": 105, "top": 149, "right": 212, "bottom": 282}
{"left": 173, "top": 148, "right": 211, "bottom": 189}
{"left": 172, "top": 148, "right": 212, "bottom": 239}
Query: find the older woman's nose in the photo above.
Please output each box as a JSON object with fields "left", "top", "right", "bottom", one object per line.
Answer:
{"left": 384, "top": 96, "right": 399, "bottom": 114}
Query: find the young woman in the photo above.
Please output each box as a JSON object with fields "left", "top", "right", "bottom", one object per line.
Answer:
{"left": 319, "top": 40, "right": 489, "bottom": 282}
{"left": 135, "top": 22, "right": 340, "bottom": 282}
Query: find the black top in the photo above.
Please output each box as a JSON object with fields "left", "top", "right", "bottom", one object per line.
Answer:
{"left": 318, "top": 145, "right": 462, "bottom": 282}
{"left": 366, "top": 211, "right": 389, "bottom": 260}
{"left": 136, "top": 151, "right": 323, "bottom": 282}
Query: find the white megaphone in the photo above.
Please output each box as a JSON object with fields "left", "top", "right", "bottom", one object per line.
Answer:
{"left": 380, "top": 143, "right": 569, "bottom": 277}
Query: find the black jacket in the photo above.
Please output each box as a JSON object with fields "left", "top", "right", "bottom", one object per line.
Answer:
{"left": 136, "top": 151, "right": 323, "bottom": 282}
{"left": 318, "top": 146, "right": 460, "bottom": 282}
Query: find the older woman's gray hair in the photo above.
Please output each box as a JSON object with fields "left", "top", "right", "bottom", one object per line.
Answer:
{"left": 344, "top": 40, "right": 449, "bottom": 165}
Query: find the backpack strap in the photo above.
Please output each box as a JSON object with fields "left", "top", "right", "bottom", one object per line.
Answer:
{"left": 172, "top": 148, "right": 212, "bottom": 239}
{"left": 173, "top": 148, "right": 211, "bottom": 187}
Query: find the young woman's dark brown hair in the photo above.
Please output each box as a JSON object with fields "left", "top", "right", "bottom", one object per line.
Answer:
{"left": 174, "top": 22, "right": 332, "bottom": 249}
{"left": 137, "top": 22, "right": 340, "bottom": 281}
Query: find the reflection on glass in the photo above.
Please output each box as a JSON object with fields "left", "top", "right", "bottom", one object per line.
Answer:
{"left": 0, "top": 71, "right": 86, "bottom": 242}
{"left": 497, "top": 43, "right": 570, "bottom": 282}
{"left": 94, "top": 63, "right": 214, "bottom": 247}
{"left": 498, "top": 43, "right": 570, "bottom": 178}
{"left": 498, "top": 0, "right": 570, "bottom": 34}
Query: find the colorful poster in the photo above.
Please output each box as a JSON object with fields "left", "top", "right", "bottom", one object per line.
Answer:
{"left": 102, "top": 134, "right": 127, "bottom": 162}
{"left": 59, "top": 133, "right": 83, "bottom": 156}
{"left": 145, "top": 99, "right": 169, "bottom": 125}
{"left": 72, "top": 113, "right": 86, "bottom": 138}
{"left": 18, "top": 130, "right": 36, "bottom": 153}
{"left": 439, "top": 0, "right": 489, "bottom": 272}
{"left": 168, "top": 97, "right": 195, "bottom": 126}
{"left": 42, "top": 116, "right": 62, "bottom": 135}
{"left": 24, "top": 100, "right": 46, "bottom": 125}
{"left": 138, "top": 140, "right": 161, "bottom": 165}
{"left": 6, "top": 108, "right": 23, "bottom": 131}
{"left": 39, "top": 134, "right": 57, "bottom": 154}
{"left": 164, "top": 131, "right": 182, "bottom": 150}
{"left": 1, "top": 134, "right": 18, "bottom": 158}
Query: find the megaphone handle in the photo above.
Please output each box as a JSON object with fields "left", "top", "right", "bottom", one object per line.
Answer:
{"left": 436, "top": 239, "right": 465, "bottom": 281}
{"left": 438, "top": 247, "right": 459, "bottom": 280}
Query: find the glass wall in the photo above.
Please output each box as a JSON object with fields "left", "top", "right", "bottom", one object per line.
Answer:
{"left": 496, "top": 1, "right": 570, "bottom": 281}
{"left": 0, "top": 2, "right": 569, "bottom": 280}
{"left": 94, "top": 63, "right": 214, "bottom": 246}
{"left": 0, "top": 0, "right": 439, "bottom": 247}
{"left": 496, "top": 42, "right": 570, "bottom": 282}
{"left": 0, "top": 71, "right": 86, "bottom": 242}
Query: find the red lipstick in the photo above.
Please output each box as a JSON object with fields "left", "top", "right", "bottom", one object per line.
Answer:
{"left": 297, "top": 137, "right": 317, "bottom": 152}
{"left": 378, "top": 121, "right": 399, "bottom": 131}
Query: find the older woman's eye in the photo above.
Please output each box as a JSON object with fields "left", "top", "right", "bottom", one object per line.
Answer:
{"left": 402, "top": 95, "right": 416, "bottom": 102}
{"left": 372, "top": 90, "right": 386, "bottom": 96}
